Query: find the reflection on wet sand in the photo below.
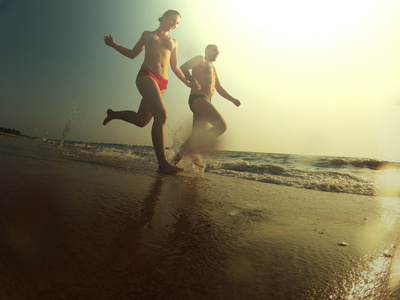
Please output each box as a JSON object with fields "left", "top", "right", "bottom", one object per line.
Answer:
{"left": 96, "top": 173, "right": 273, "bottom": 299}
{"left": 389, "top": 244, "right": 400, "bottom": 292}
{"left": 104, "top": 174, "right": 164, "bottom": 279}
{"left": 101, "top": 174, "right": 240, "bottom": 299}
{"left": 333, "top": 166, "right": 400, "bottom": 299}
{"left": 377, "top": 167, "right": 400, "bottom": 295}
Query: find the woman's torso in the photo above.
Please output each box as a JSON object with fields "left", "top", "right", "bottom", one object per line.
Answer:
{"left": 141, "top": 31, "right": 175, "bottom": 79}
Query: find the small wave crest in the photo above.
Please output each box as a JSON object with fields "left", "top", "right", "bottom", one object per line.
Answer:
{"left": 50, "top": 140, "right": 156, "bottom": 168}
{"left": 205, "top": 159, "right": 375, "bottom": 196}
{"left": 317, "top": 158, "right": 400, "bottom": 170}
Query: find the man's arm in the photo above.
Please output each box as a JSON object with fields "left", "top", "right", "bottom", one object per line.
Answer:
{"left": 104, "top": 32, "right": 146, "bottom": 59}
{"left": 215, "top": 69, "right": 241, "bottom": 107}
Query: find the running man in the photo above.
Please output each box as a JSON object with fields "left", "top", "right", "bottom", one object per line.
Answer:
{"left": 173, "top": 45, "right": 241, "bottom": 167}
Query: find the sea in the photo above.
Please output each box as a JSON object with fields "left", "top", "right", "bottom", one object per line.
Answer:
{"left": 3, "top": 134, "right": 400, "bottom": 198}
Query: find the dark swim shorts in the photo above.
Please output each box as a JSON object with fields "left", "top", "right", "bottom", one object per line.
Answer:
{"left": 188, "top": 94, "right": 210, "bottom": 113}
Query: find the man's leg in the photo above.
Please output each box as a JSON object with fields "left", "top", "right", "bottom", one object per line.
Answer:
{"left": 191, "top": 97, "right": 227, "bottom": 141}
{"left": 173, "top": 112, "right": 208, "bottom": 166}
{"left": 173, "top": 97, "right": 226, "bottom": 166}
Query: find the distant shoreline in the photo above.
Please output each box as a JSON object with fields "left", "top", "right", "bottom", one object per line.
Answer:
{"left": 0, "top": 132, "right": 32, "bottom": 138}
{"left": 0, "top": 132, "right": 18, "bottom": 137}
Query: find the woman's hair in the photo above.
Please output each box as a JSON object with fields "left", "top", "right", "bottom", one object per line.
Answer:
{"left": 158, "top": 10, "right": 180, "bottom": 22}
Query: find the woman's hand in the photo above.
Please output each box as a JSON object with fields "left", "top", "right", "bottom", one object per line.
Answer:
{"left": 187, "top": 79, "right": 201, "bottom": 90}
{"left": 104, "top": 35, "right": 116, "bottom": 47}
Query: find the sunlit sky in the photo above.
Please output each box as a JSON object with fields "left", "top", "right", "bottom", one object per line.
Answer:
{"left": 2, "top": 0, "right": 400, "bottom": 159}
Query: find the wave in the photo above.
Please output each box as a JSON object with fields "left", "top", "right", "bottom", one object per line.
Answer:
{"left": 44, "top": 139, "right": 400, "bottom": 197}
{"left": 205, "top": 159, "right": 375, "bottom": 196}
{"left": 315, "top": 157, "right": 400, "bottom": 170}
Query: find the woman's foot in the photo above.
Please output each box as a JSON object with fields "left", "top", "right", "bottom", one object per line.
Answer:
{"left": 157, "top": 163, "right": 183, "bottom": 175}
{"left": 103, "top": 109, "right": 114, "bottom": 125}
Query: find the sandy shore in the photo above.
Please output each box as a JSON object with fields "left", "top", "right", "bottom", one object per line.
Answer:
{"left": 1, "top": 138, "right": 400, "bottom": 299}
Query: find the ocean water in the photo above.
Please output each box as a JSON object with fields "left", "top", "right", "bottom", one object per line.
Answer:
{"left": 3, "top": 135, "right": 400, "bottom": 197}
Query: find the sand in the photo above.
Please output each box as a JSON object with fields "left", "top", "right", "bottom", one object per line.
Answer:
{"left": 1, "top": 136, "right": 400, "bottom": 299}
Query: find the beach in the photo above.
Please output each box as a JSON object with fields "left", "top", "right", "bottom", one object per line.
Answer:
{"left": 1, "top": 135, "right": 400, "bottom": 299}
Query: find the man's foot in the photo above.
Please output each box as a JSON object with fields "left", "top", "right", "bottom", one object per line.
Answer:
{"left": 103, "top": 109, "right": 114, "bottom": 125}
{"left": 172, "top": 152, "right": 183, "bottom": 166}
{"left": 191, "top": 154, "right": 204, "bottom": 168}
{"left": 157, "top": 164, "right": 183, "bottom": 175}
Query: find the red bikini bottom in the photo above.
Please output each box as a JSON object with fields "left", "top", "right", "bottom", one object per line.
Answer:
{"left": 136, "top": 67, "right": 168, "bottom": 91}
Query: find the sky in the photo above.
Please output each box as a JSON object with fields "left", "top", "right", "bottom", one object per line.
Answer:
{"left": 2, "top": 0, "right": 400, "bottom": 160}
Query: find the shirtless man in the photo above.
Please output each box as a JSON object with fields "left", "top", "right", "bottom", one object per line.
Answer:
{"left": 173, "top": 44, "right": 241, "bottom": 167}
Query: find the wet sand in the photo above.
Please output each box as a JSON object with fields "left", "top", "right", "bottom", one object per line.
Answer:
{"left": 1, "top": 138, "right": 400, "bottom": 299}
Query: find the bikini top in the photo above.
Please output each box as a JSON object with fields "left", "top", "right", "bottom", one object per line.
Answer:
{"left": 145, "top": 32, "right": 173, "bottom": 52}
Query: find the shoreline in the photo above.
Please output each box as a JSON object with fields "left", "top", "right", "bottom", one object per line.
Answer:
{"left": 2, "top": 134, "right": 386, "bottom": 198}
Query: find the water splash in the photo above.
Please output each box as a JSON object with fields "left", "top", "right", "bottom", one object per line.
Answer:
{"left": 58, "top": 104, "right": 77, "bottom": 153}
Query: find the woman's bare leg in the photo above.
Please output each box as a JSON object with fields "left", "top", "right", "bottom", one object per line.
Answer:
{"left": 136, "top": 76, "right": 183, "bottom": 175}
{"left": 103, "top": 100, "right": 153, "bottom": 127}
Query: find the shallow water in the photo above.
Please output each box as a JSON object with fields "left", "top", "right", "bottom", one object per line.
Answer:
{"left": 7, "top": 135, "right": 400, "bottom": 197}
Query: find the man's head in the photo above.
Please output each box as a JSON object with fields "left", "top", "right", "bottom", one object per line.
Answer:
{"left": 205, "top": 44, "right": 220, "bottom": 62}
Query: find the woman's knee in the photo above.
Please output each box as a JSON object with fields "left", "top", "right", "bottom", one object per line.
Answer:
{"left": 135, "top": 114, "right": 152, "bottom": 127}
{"left": 136, "top": 118, "right": 150, "bottom": 128}
{"left": 153, "top": 110, "right": 167, "bottom": 125}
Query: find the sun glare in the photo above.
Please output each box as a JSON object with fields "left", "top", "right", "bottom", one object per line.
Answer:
{"left": 197, "top": 0, "right": 400, "bottom": 158}
{"left": 268, "top": 1, "right": 379, "bottom": 37}
{"left": 216, "top": 0, "right": 385, "bottom": 44}
{"left": 238, "top": 0, "right": 383, "bottom": 38}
